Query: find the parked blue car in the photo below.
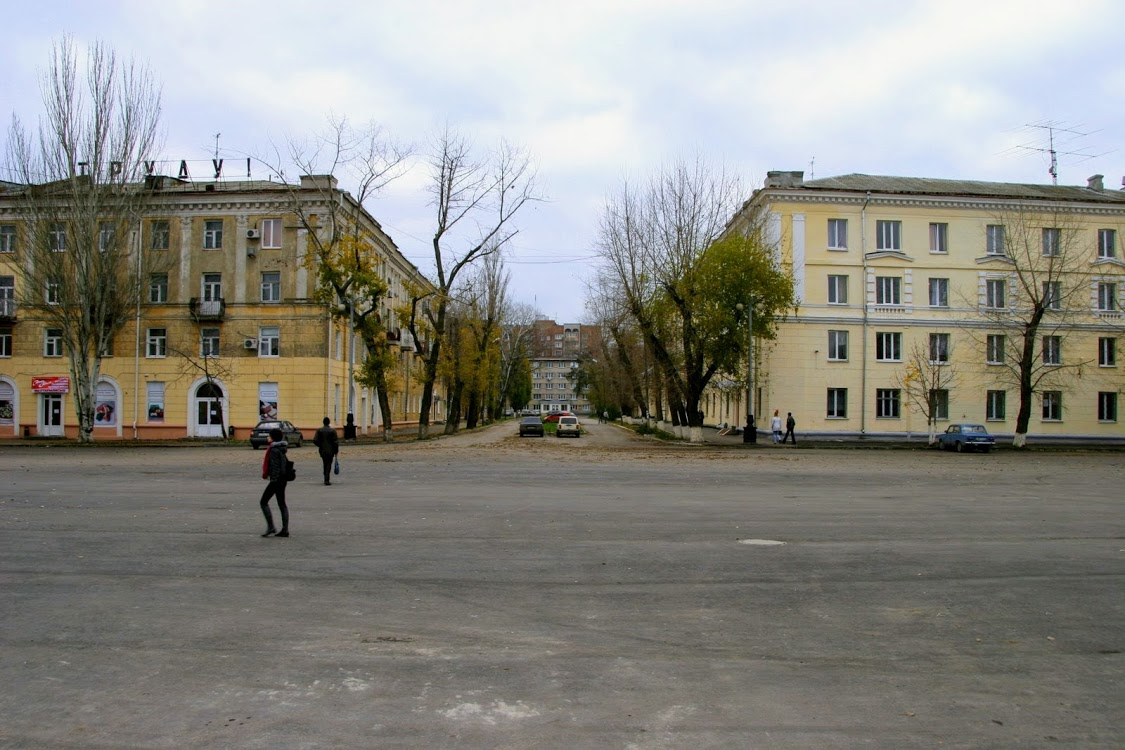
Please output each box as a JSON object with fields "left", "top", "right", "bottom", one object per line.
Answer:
{"left": 938, "top": 423, "right": 995, "bottom": 453}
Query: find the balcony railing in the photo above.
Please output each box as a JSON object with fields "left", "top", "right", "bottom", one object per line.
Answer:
{"left": 190, "top": 297, "right": 226, "bottom": 321}
{"left": 0, "top": 298, "right": 16, "bottom": 321}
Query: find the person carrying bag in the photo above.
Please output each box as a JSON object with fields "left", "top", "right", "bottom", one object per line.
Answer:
{"left": 314, "top": 417, "right": 340, "bottom": 486}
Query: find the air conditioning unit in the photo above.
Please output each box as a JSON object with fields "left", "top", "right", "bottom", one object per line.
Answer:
{"left": 246, "top": 229, "right": 261, "bottom": 239}
{"left": 243, "top": 338, "right": 258, "bottom": 350}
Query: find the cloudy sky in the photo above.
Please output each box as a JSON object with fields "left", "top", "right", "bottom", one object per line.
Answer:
{"left": 5, "top": 0, "right": 1123, "bottom": 322}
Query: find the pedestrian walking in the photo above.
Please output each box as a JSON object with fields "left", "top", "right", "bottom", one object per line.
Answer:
{"left": 783, "top": 412, "right": 797, "bottom": 445}
{"left": 313, "top": 416, "right": 339, "bottom": 485}
{"left": 259, "top": 427, "right": 290, "bottom": 537}
{"left": 770, "top": 410, "right": 783, "bottom": 443}
{"left": 343, "top": 412, "right": 357, "bottom": 442}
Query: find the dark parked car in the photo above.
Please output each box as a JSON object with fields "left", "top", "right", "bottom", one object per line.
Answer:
{"left": 937, "top": 423, "right": 995, "bottom": 453}
{"left": 518, "top": 416, "right": 544, "bottom": 437}
{"left": 250, "top": 420, "right": 304, "bottom": 449}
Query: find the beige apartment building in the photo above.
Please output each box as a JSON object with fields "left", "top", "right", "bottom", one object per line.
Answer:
{"left": 529, "top": 320, "right": 601, "bottom": 414}
{"left": 705, "top": 171, "right": 1125, "bottom": 442}
{"left": 0, "top": 173, "right": 438, "bottom": 440}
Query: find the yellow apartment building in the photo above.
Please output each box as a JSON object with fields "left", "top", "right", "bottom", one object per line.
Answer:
{"left": 706, "top": 171, "right": 1125, "bottom": 442}
{"left": 0, "top": 174, "right": 439, "bottom": 440}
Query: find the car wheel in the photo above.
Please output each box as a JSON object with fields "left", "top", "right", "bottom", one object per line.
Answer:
{"left": 955, "top": 441, "right": 964, "bottom": 453}
{"left": 982, "top": 446, "right": 991, "bottom": 454}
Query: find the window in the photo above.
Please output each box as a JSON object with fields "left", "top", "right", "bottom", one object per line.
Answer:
{"left": 98, "top": 222, "right": 117, "bottom": 252}
{"left": 929, "top": 333, "right": 950, "bottom": 364}
{"left": 203, "top": 220, "right": 223, "bottom": 249}
{"left": 876, "top": 388, "right": 901, "bottom": 418}
{"left": 986, "top": 390, "right": 1006, "bottom": 421}
{"left": 986, "top": 224, "right": 1005, "bottom": 255}
{"left": 201, "top": 327, "right": 220, "bottom": 357}
{"left": 1042, "top": 281, "right": 1061, "bottom": 310}
{"left": 827, "top": 219, "right": 847, "bottom": 250}
{"left": 827, "top": 330, "right": 848, "bottom": 361}
{"left": 929, "top": 223, "right": 948, "bottom": 254}
{"left": 929, "top": 389, "right": 949, "bottom": 420}
{"left": 261, "top": 271, "right": 281, "bottom": 303}
{"left": 0, "top": 275, "right": 13, "bottom": 318}
{"left": 986, "top": 334, "right": 1005, "bottom": 365}
{"left": 827, "top": 388, "right": 847, "bottom": 418}
{"left": 48, "top": 222, "right": 66, "bottom": 252}
{"left": 45, "top": 278, "right": 61, "bottom": 305}
{"left": 259, "top": 326, "right": 280, "bottom": 357}
{"left": 0, "top": 328, "right": 11, "bottom": 357}
{"left": 985, "top": 279, "right": 1006, "bottom": 309}
{"left": 1098, "top": 337, "right": 1116, "bottom": 367}
{"left": 929, "top": 278, "right": 949, "bottom": 307}
{"left": 146, "top": 382, "right": 165, "bottom": 422}
{"left": 1042, "top": 227, "right": 1061, "bottom": 256}
{"left": 1098, "top": 229, "right": 1116, "bottom": 259}
{"left": 149, "top": 273, "right": 168, "bottom": 303}
{"left": 0, "top": 224, "right": 15, "bottom": 253}
{"left": 1042, "top": 335, "right": 1061, "bottom": 365}
{"left": 151, "top": 220, "right": 169, "bottom": 250}
{"left": 1097, "top": 282, "right": 1117, "bottom": 311}
{"left": 876, "top": 332, "right": 902, "bottom": 362}
{"left": 827, "top": 274, "right": 848, "bottom": 304}
{"left": 876, "top": 220, "right": 901, "bottom": 251}
{"left": 44, "top": 328, "right": 63, "bottom": 357}
{"left": 261, "top": 218, "right": 282, "bottom": 249}
{"left": 201, "top": 273, "right": 222, "bottom": 309}
{"left": 1098, "top": 392, "right": 1118, "bottom": 422}
{"left": 875, "top": 276, "right": 901, "bottom": 305}
{"left": 1042, "top": 391, "right": 1062, "bottom": 421}
{"left": 146, "top": 328, "right": 167, "bottom": 357}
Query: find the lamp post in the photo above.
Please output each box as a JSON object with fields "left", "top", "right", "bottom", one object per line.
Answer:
{"left": 736, "top": 302, "right": 756, "bottom": 443}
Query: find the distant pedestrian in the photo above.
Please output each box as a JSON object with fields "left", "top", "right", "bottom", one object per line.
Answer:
{"left": 313, "top": 417, "right": 339, "bottom": 485}
{"left": 259, "top": 428, "right": 290, "bottom": 537}
{"left": 601, "top": 410, "right": 609, "bottom": 424}
{"left": 783, "top": 412, "right": 797, "bottom": 445}
{"left": 770, "top": 410, "right": 783, "bottom": 443}
{"left": 343, "top": 412, "right": 357, "bottom": 442}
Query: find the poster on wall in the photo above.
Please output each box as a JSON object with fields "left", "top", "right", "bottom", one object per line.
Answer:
{"left": 147, "top": 381, "right": 165, "bottom": 422}
{"left": 259, "top": 383, "right": 279, "bottom": 421}
{"left": 95, "top": 383, "right": 116, "bottom": 426}
{"left": 0, "top": 382, "right": 13, "bottom": 425}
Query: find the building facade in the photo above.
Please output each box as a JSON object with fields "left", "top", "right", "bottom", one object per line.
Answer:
{"left": 0, "top": 174, "right": 439, "bottom": 440}
{"left": 529, "top": 320, "right": 601, "bottom": 414}
{"left": 705, "top": 171, "right": 1125, "bottom": 441}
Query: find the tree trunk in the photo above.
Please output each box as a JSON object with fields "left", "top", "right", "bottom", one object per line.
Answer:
{"left": 445, "top": 377, "right": 463, "bottom": 435}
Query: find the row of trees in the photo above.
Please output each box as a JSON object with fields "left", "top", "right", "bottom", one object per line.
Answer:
{"left": 4, "top": 38, "right": 540, "bottom": 441}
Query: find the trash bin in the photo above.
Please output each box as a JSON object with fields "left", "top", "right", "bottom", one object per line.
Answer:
{"left": 228, "top": 425, "right": 235, "bottom": 438}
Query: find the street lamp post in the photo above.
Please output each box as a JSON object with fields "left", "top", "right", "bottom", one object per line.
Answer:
{"left": 736, "top": 302, "right": 756, "bottom": 443}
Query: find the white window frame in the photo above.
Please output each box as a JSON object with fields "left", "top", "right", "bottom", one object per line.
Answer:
{"left": 929, "top": 222, "right": 948, "bottom": 254}
{"left": 827, "top": 330, "right": 848, "bottom": 361}
{"left": 146, "top": 328, "right": 167, "bottom": 358}
{"left": 1098, "top": 391, "right": 1118, "bottom": 422}
{"left": 98, "top": 222, "right": 116, "bottom": 253}
{"left": 928, "top": 333, "right": 950, "bottom": 364}
{"left": 44, "top": 328, "right": 63, "bottom": 357}
{"left": 1097, "top": 282, "right": 1117, "bottom": 312}
{"left": 149, "top": 273, "right": 168, "bottom": 304}
{"left": 1042, "top": 391, "right": 1062, "bottom": 421}
{"left": 0, "top": 329, "right": 11, "bottom": 357}
{"left": 261, "top": 218, "right": 283, "bottom": 249}
{"left": 929, "top": 278, "right": 949, "bottom": 307}
{"left": 876, "top": 332, "right": 902, "bottom": 362}
{"left": 1043, "top": 281, "right": 1061, "bottom": 310}
{"left": 203, "top": 220, "right": 223, "bottom": 250}
{"left": 1097, "top": 229, "right": 1116, "bottom": 259}
{"left": 929, "top": 388, "right": 949, "bottom": 421}
{"left": 826, "top": 388, "right": 847, "bottom": 418}
{"left": 45, "top": 279, "right": 61, "bottom": 305}
{"left": 261, "top": 271, "right": 281, "bottom": 303}
{"left": 986, "top": 224, "right": 1005, "bottom": 255}
{"left": 48, "top": 222, "right": 67, "bottom": 252}
{"left": 876, "top": 388, "right": 901, "bottom": 418}
{"left": 986, "top": 334, "right": 1005, "bottom": 365}
{"left": 259, "top": 326, "right": 280, "bottom": 357}
{"left": 151, "top": 220, "right": 170, "bottom": 251}
{"left": 827, "top": 219, "right": 848, "bottom": 250}
{"left": 1098, "top": 337, "right": 1116, "bottom": 367}
{"left": 1042, "top": 335, "right": 1061, "bottom": 366}
{"left": 875, "top": 276, "right": 901, "bottom": 306}
{"left": 985, "top": 279, "right": 1006, "bottom": 309}
{"left": 0, "top": 224, "right": 15, "bottom": 253}
{"left": 875, "top": 220, "right": 901, "bottom": 251}
{"left": 827, "top": 274, "right": 848, "bottom": 305}
{"left": 201, "top": 327, "right": 220, "bottom": 358}
{"left": 1041, "top": 227, "right": 1061, "bottom": 257}
{"left": 986, "top": 390, "right": 1006, "bottom": 421}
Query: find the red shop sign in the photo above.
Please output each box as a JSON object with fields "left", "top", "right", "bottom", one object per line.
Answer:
{"left": 32, "top": 376, "right": 71, "bottom": 393}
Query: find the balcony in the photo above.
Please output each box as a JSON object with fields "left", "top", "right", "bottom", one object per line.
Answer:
{"left": 190, "top": 297, "right": 226, "bottom": 322}
{"left": 0, "top": 298, "right": 16, "bottom": 322}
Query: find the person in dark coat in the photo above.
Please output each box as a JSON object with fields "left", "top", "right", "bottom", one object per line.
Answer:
{"left": 313, "top": 417, "right": 339, "bottom": 485}
{"left": 259, "top": 428, "right": 289, "bottom": 537}
{"left": 783, "top": 412, "right": 797, "bottom": 445}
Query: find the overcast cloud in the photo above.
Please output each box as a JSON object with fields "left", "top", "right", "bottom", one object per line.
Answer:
{"left": 5, "top": 0, "right": 1123, "bottom": 322}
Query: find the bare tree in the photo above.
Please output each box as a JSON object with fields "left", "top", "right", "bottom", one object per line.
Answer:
{"left": 497, "top": 300, "right": 538, "bottom": 414}
{"left": 6, "top": 38, "right": 163, "bottom": 441}
{"left": 961, "top": 205, "right": 1095, "bottom": 447}
{"left": 407, "top": 127, "right": 540, "bottom": 439}
{"left": 894, "top": 339, "right": 959, "bottom": 445}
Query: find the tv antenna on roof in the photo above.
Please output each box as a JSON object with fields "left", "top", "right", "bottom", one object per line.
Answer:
{"left": 1005, "top": 121, "right": 1109, "bottom": 185}
{"left": 213, "top": 132, "right": 221, "bottom": 162}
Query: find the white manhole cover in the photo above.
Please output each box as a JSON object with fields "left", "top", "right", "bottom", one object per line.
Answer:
{"left": 739, "top": 539, "right": 787, "bottom": 546}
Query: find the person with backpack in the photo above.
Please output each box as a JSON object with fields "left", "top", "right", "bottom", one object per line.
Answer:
{"left": 259, "top": 427, "right": 290, "bottom": 537}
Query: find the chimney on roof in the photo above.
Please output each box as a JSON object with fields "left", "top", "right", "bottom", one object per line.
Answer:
{"left": 300, "top": 174, "right": 339, "bottom": 191}
{"left": 765, "top": 171, "right": 805, "bottom": 188}
{"left": 1087, "top": 174, "right": 1104, "bottom": 192}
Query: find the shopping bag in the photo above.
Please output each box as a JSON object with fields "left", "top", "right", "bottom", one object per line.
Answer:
{"left": 333, "top": 457, "right": 340, "bottom": 475}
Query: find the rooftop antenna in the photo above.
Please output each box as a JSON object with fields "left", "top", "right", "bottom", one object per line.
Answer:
{"left": 1006, "top": 121, "right": 1108, "bottom": 185}
{"left": 808, "top": 156, "right": 815, "bottom": 180}
{"left": 213, "top": 132, "right": 221, "bottom": 162}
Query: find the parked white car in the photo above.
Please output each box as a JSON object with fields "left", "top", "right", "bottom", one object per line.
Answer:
{"left": 556, "top": 415, "right": 581, "bottom": 438}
